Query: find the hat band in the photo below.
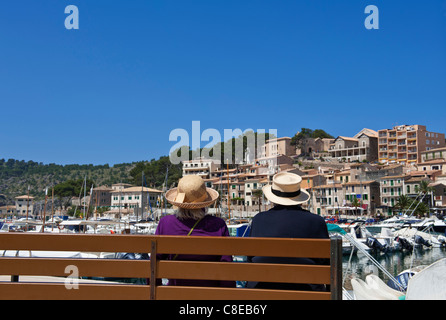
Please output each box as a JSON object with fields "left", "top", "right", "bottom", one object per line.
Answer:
{"left": 271, "top": 188, "right": 301, "bottom": 198}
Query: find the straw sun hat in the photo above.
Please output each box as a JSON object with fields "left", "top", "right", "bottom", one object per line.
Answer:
{"left": 262, "top": 172, "right": 310, "bottom": 206}
{"left": 165, "top": 175, "right": 219, "bottom": 209}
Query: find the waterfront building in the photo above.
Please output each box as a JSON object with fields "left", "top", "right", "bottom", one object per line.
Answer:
{"left": 90, "top": 186, "right": 114, "bottom": 207}
{"left": 14, "top": 195, "right": 34, "bottom": 216}
{"left": 0, "top": 205, "right": 17, "bottom": 217}
{"left": 110, "top": 186, "right": 162, "bottom": 212}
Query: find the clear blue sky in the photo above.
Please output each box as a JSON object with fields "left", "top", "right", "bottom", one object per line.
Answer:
{"left": 1, "top": 0, "right": 445, "bottom": 165}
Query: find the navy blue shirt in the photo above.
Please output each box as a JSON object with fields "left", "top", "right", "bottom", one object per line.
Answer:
{"left": 248, "top": 205, "right": 330, "bottom": 291}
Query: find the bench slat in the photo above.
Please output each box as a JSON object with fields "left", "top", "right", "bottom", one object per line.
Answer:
{"left": 0, "top": 234, "right": 331, "bottom": 258}
{"left": 156, "top": 236, "right": 331, "bottom": 258}
{"left": 158, "top": 261, "right": 331, "bottom": 284}
{"left": 0, "top": 258, "right": 150, "bottom": 278}
{"left": 0, "top": 233, "right": 151, "bottom": 253}
{"left": 156, "top": 286, "right": 331, "bottom": 300}
{"left": 0, "top": 283, "right": 151, "bottom": 300}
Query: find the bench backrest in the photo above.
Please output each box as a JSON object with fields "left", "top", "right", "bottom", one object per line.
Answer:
{"left": 0, "top": 233, "right": 342, "bottom": 300}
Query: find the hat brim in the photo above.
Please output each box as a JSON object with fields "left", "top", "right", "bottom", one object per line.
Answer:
{"left": 165, "top": 187, "right": 219, "bottom": 209}
{"left": 262, "top": 185, "right": 310, "bottom": 206}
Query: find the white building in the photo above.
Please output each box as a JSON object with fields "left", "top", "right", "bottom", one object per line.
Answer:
{"left": 111, "top": 186, "right": 163, "bottom": 212}
{"left": 182, "top": 157, "right": 221, "bottom": 179}
{"left": 15, "top": 195, "right": 34, "bottom": 216}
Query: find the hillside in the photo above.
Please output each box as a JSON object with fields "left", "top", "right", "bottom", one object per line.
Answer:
{"left": 0, "top": 159, "right": 136, "bottom": 204}
{"left": 0, "top": 130, "right": 279, "bottom": 205}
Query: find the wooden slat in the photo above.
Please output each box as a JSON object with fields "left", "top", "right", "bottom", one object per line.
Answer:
{"left": 0, "top": 283, "right": 151, "bottom": 300}
{"left": 0, "top": 258, "right": 150, "bottom": 278}
{"left": 156, "top": 286, "right": 331, "bottom": 300}
{"left": 0, "top": 233, "right": 151, "bottom": 253}
{"left": 156, "top": 236, "right": 331, "bottom": 258}
{"left": 158, "top": 261, "right": 331, "bottom": 284}
{"left": 0, "top": 234, "right": 331, "bottom": 258}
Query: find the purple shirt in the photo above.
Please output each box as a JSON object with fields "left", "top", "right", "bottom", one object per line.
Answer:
{"left": 155, "top": 214, "right": 235, "bottom": 287}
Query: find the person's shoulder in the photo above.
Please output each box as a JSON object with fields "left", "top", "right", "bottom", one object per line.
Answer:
{"left": 159, "top": 214, "right": 177, "bottom": 224}
{"left": 204, "top": 215, "right": 226, "bottom": 225}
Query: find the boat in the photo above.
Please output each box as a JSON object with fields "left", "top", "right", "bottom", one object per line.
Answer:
{"left": 351, "top": 274, "right": 405, "bottom": 300}
{"left": 393, "top": 227, "right": 446, "bottom": 248}
{"left": 353, "top": 258, "right": 446, "bottom": 300}
{"left": 367, "top": 215, "right": 422, "bottom": 233}
{"left": 405, "top": 258, "right": 446, "bottom": 300}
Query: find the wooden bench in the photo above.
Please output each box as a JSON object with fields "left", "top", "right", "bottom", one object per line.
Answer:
{"left": 0, "top": 233, "right": 342, "bottom": 300}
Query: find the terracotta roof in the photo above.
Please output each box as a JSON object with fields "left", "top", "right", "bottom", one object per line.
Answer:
{"left": 111, "top": 186, "right": 162, "bottom": 193}
{"left": 15, "top": 195, "right": 35, "bottom": 199}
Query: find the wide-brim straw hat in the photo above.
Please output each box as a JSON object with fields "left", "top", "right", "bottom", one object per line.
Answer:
{"left": 262, "top": 172, "right": 310, "bottom": 206}
{"left": 165, "top": 175, "right": 219, "bottom": 209}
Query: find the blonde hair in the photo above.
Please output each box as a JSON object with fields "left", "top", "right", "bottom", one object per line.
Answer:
{"left": 175, "top": 207, "right": 207, "bottom": 221}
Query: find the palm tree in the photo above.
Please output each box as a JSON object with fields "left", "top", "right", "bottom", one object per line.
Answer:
{"left": 419, "top": 179, "right": 434, "bottom": 211}
{"left": 252, "top": 189, "right": 264, "bottom": 212}
{"left": 395, "top": 195, "right": 412, "bottom": 213}
{"left": 351, "top": 197, "right": 362, "bottom": 216}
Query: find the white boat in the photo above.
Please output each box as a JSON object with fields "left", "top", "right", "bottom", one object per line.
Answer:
{"left": 405, "top": 258, "right": 446, "bottom": 300}
{"left": 352, "top": 258, "right": 446, "bottom": 300}
{"left": 59, "top": 219, "right": 123, "bottom": 234}
{"left": 369, "top": 215, "right": 422, "bottom": 232}
{"left": 351, "top": 274, "right": 405, "bottom": 300}
{"left": 393, "top": 227, "right": 446, "bottom": 248}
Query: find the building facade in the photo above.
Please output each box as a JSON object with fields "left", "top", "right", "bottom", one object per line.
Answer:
{"left": 15, "top": 195, "right": 34, "bottom": 216}
{"left": 182, "top": 157, "right": 221, "bottom": 179}
{"left": 378, "top": 125, "right": 445, "bottom": 165}
{"left": 111, "top": 186, "right": 162, "bottom": 212}
{"left": 328, "top": 129, "right": 378, "bottom": 163}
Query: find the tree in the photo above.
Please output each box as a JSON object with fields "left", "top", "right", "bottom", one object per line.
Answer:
{"left": 395, "top": 195, "right": 412, "bottom": 212}
{"left": 419, "top": 180, "right": 434, "bottom": 210}
{"left": 290, "top": 128, "right": 334, "bottom": 155}
{"left": 54, "top": 178, "right": 94, "bottom": 211}
{"left": 252, "top": 189, "right": 264, "bottom": 212}
{"left": 351, "top": 196, "right": 363, "bottom": 216}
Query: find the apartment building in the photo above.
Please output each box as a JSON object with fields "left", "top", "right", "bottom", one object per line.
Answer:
{"left": 378, "top": 125, "right": 445, "bottom": 165}
{"left": 328, "top": 128, "right": 378, "bottom": 163}
{"left": 15, "top": 195, "right": 34, "bottom": 216}
{"left": 111, "top": 186, "right": 162, "bottom": 211}
{"left": 91, "top": 186, "right": 114, "bottom": 207}
{"left": 312, "top": 180, "right": 380, "bottom": 216}
{"left": 0, "top": 205, "right": 17, "bottom": 217}
{"left": 260, "top": 137, "right": 296, "bottom": 158}
{"left": 182, "top": 157, "right": 221, "bottom": 179}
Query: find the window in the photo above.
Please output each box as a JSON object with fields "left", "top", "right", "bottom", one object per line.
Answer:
{"left": 407, "top": 185, "right": 410, "bottom": 193}
{"left": 363, "top": 194, "right": 368, "bottom": 200}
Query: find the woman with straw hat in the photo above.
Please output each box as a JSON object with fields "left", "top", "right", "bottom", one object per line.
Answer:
{"left": 247, "top": 172, "right": 329, "bottom": 291}
{"left": 155, "top": 175, "right": 235, "bottom": 287}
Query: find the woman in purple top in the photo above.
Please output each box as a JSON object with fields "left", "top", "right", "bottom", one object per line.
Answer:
{"left": 155, "top": 175, "right": 235, "bottom": 288}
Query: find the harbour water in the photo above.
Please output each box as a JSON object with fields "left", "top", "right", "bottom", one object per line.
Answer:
{"left": 343, "top": 245, "right": 446, "bottom": 291}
